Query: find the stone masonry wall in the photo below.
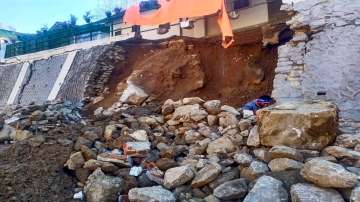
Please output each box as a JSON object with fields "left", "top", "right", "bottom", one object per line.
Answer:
{"left": 272, "top": 0, "right": 360, "bottom": 133}
{"left": 56, "top": 46, "right": 109, "bottom": 103}
{"left": 56, "top": 45, "right": 125, "bottom": 103}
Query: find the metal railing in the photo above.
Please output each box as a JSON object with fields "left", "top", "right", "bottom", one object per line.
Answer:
{"left": 4, "top": 0, "right": 266, "bottom": 58}
{"left": 5, "top": 21, "right": 111, "bottom": 58}
{"left": 4, "top": 18, "right": 182, "bottom": 58}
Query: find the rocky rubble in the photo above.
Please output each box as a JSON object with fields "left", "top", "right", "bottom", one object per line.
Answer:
{"left": 1, "top": 98, "right": 360, "bottom": 202}
{"left": 57, "top": 98, "right": 360, "bottom": 202}
{"left": 0, "top": 101, "right": 82, "bottom": 144}
{"left": 0, "top": 101, "right": 84, "bottom": 202}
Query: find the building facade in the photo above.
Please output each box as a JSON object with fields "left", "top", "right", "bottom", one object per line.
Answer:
{"left": 112, "top": 0, "right": 282, "bottom": 40}
{"left": 0, "top": 37, "right": 10, "bottom": 61}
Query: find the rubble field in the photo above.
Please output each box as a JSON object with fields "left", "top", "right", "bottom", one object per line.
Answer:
{"left": 1, "top": 97, "right": 360, "bottom": 202}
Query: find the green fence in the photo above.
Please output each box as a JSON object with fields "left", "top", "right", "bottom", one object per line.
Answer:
{"left": 5, "top": 22, "right": 111, "bottom": 58}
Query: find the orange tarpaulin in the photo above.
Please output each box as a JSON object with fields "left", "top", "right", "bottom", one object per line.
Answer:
{"left": 124, "top": 0, "right": 234, "bottom": 48}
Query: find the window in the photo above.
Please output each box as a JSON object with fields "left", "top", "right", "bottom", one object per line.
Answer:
{"left": 233, "top": 0, "right": 250, "bottom": 10}
{"left": 158, "top": 23, "right": 170, "bottom": 35}
{"left": 132, "top": 25, "right": 140, "bottom": 33}
{"left": 114, "top": 30, "right": 122, "bottom": 36}
{"left": 139, "top": 0, "right": 161, "bottom": 13}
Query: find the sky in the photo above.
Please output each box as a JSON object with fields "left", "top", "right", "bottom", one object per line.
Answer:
{"left": 0, "top": 0, "right": 141, "bottom": 34}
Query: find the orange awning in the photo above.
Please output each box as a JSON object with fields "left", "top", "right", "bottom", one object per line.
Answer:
{"left": 124, "top": 0, "right": 234, "bottom": 48}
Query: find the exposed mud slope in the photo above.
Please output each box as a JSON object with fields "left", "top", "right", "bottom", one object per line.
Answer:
{"left": 129, "top": 40, "right": 205, "bottom": 102}
{"left": 0, "top": 129, "right": 79, "bottom": 202}
{"left": 192, "top": 40, "right": 277, "bottom": 106}
{"left": 96, "top": 29, "right": 277, "bottom": 109}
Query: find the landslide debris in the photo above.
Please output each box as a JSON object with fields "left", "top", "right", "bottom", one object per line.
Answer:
{"left": 0, "top": 98, "right": 359, "bottom": 202}
{"left": 0, "top": 102, "right": 83, "bottom": 202}
{"left": 93, "top": 32, "right": 277, "bottom": 110}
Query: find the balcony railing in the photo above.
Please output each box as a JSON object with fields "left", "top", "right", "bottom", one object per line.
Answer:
{"left": 5, "top": 22, "right": 111, "bottom": 58}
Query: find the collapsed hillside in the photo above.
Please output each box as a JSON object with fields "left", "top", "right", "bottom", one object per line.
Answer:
{"left": 89, "top": 28, "right": 278, "bottom": 110}
{"left": 0, "top": 98, "right": 359, "bottom": 202}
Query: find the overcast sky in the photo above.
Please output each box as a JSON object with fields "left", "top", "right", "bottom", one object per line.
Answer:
{"left": 0, "top": 0, "right": 142, "bottom": 33}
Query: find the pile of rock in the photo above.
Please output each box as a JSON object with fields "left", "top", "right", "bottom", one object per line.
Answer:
{"left": 0, "top": 101, "right": 82, "bottom": 144}
{"left": 63, "top": 97, "right": 360, "bottom": 202}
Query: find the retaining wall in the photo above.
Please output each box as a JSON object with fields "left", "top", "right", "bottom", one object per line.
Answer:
{"left": 272, "top": 0, "right": 360, "bottom": 133}
{"left": 0, "top": 43, "right": 121, "bottom": 107}
{"left": 16, "top": 54, "right": 67, "bottom": 105}
{"left": 0, "top": 63, "right": 23, "bottom": 105}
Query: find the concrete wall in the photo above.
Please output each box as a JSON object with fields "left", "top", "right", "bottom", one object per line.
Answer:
{"left": 0, "top": 63, "right": 22, "bottom": 105}
{"left": 113, "top": 0, "right": 271, "bottom": 39}
{"left": 182, "top": 18, "right": 206, "bottom": 38}
{"left": 272, "top": 0, "right": 360, "bottom": 133}
{"left": 16, "top": 54, "right": 67, "bottom": 105}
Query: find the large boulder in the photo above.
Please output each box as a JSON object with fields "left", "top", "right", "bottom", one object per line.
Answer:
{"left": 234, "top": 153, "right": 254, "bottom": 165}
{"left": 209, "top": 168, "right": 240, "bottom": 189}
{"left": 324, "top": 146, "right": 360, "bottom": 160}
{"left": 83, "top": 159, "right": 119, "bottom": 173}
{"left": 119, "top": 81, "right": 149, "bottom": 106}
{"left": 269, "top": 145, "right": 304, "bottom": 162}
{"left": 171, "top": 104, "right": 208, "bottom": 123}
{"left": 334, "top": 134, "right": 360, "bottom": 148}
{"left": 0, "top": 125, "right": 15, "bottom": 143}
{"left": 291, "top": 183, "right": 345, "bottom": 202}
{"left": 258, "top": 101, "right": 337, "bottom": 150}
{"left": 351, "top": 186, "right": 360, "bottom": 202}
{"left": 300, "top": 159, "right": 358, "bottom": 188}
{"left": 182, "top": 97, "right": 205, "bottom": 105}
{"left": 206, "top": 136, "right": 236, "bottom": 155}
{"left": 241, "top": 161, "right": 269, "bottom": 181}
{"left": 164, "top": 165, "right": 194, "bottom": 189}
{"left": 243, "top": 176, "right": 288, "bottom": 202}
{"left": 268, "top": 158, "right": 303, "bottom": 172}
{"left": 65, "top": 152, "right": 85, "bottom": 170}
{"left": 129, "top": 130, "right": 149, "bottom": 142}
{"left": 128, "top": 186, "right": 176, "bottom": 202}
{"left": 247, "top": 126, "right": 260, "bottom": 147}
{"left": 12, "top": 129, "right": 33, "bottom": 141}
{"left": 84, "top": 168, "right": 123, "bottom": 202}
{"left": 213, "top": 179, "right": 248, "bottom": 200}
{"left": 191, "top": 163, "right": 222, "bottom": 188}
{"left": 203, "top": 100, "right": 221, "bottom": 115}
{"left": 218, "top": 112, "right": 238, "bottom": 128}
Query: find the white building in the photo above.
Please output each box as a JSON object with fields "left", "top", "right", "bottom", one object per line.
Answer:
{"left": 112, "top": 0, "right": 283, "bottom": 41}
{"left": 0, "top": 37, "right": 10, "bottom": 62}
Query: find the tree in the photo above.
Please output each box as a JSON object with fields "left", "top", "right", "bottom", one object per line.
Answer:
{"left": 83, "top": 11, "right": 93, "bottom": 24}
{"left": 36, "top": 25, "right": 48, "bottom": 35}
{"left": 113, "top": 7, "right": 123, "bottom": 15}
{"left": 69, "top": 14, "right": 77, "bottom": 27}
{"left": 94, "top": 0, "right": 125, "bottom": 19}
{"left": 105, "top": 10, "right": 112, "bottom": 19}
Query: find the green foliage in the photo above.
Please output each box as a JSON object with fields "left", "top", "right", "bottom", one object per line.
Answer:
{"left": 105, "top": 10, "right": 112, "bottom": 19}
{"left": 70, "top": 15, "right": 77, "bottom": 27}
{"left": 83, "top": 11, "right": 93, "bottom": 24}
{"left": 113, "top": 7, "right": 123, "bottom": 15}
{"left": 36, "top": 25, "right": 48, "bottom": 35}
